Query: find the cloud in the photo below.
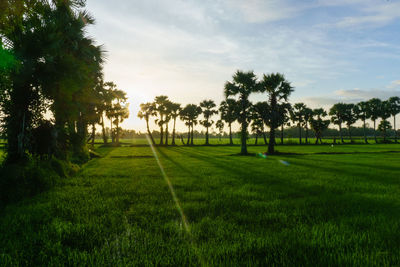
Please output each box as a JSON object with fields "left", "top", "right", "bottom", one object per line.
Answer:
{"left": 387, "top": 80, "right": 400, "bottom": 89}
{"left": 334, "top": 88, "right": 400, "bottom": 101}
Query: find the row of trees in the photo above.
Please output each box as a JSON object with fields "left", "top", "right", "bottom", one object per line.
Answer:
{"left": 139, "top": 71, "right": 400, "bottom": 155}
{"left": 0, "top": 0, "right": 129, "bottom": 163}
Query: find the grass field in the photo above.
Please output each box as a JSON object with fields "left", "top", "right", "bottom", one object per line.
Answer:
{"left": 1, "top": 141, "right": 400, "bottom": 265}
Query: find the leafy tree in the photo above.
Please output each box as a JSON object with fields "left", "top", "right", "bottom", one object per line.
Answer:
{"left": 310, "top": 108, "right": 330, "bottom": 144}
{"left": 163, "top": 99, "right": 174, "bottom": 145}
{"left": 291, "top": 103, "right": 306, "bottom": 144}
{"left": 110, "top": 89, "right": 129, "bottom": 145}
{"left": 216, "top": 119, "right": 224, "bottom": 141}
{"left": 278, "top": 103, "right": 292, "bottom": 144}
{"left": 200, "top": 100, "right": 218, "bottom": 145}
{"left": 258, "top": 73, "right": 293, "bottom": 153}
{"left": 367, "top": 98, "right": 382, "bottom": 143}
{"left": 329, "top": 103, "right": 347, "bottom": 143}
{"left": 138, "top": 102, "right": 156, "bottom": 145}
{"left": 219, "top": 99, "right": 238, "bottom": 145}
{"left": 354, "top": 101, "right": 370, "bottom": 144}
{"left": 387, "top": 96, "right": 400, "bottom": 143}
{"left": 154, "top": 95, "right": 168, "bottom": 145}
{"left": 180, "top": 104, "right": 202, "bottom": 145}
{"left": 224, "top": 70, "right": 258, "bottom": 154}
{"left": 380, "top": 100, "right": 392, "bottom": 143}
{"left": 302, "top": 107, "right": 313, "bottom": 144}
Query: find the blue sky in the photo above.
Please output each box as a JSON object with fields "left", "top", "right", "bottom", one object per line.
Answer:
{"left": 86, "top": 0, "right": 400, "bottom": 131}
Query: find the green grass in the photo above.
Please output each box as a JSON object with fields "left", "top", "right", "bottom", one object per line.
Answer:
{"left": 1, "top": 142, "right": 400, "bottom": 265}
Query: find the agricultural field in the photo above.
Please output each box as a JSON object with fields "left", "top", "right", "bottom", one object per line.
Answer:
{"left": 1, "top": 141, "right": 400, "bottom": 266}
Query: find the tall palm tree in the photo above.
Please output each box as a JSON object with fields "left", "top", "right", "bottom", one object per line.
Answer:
{"left": 163, "top": 99, "right": 174, "bottom": 146}
{"left": 219, "top": 99, "right": 238, "bottom": 145}
{"left": 310, "top": 108, "right": 330, "bottom": 144}
{"left": 343, "top": 103, "right": 357, "bottom": 143}
{"left": 354, "top": 101, "right": 370, "bottom": 144}
{"left": 291, "top": 103, "right": 306, "bottom": 144}
{"left": 387, "top": 96, "right": 400, "bottom": 143}
{"left": 180, "top": 104, "right": 202, "bottom": 145}
{"left": 302, "top": 107, "right": 313, "bottom": 144}
{"left": 224, "top": 70, "right": 258, "bottom": 155}
{"left": 154, "top": 95, "right": 168, "bottom": 145}
{"left": 138, "top": 102, "right": 156, "bottom": 145}
{"left": 380, "top": 100, "right": 392, "bottom": 143}
{"left": 215, "top": 120, "right": 224, "bottom": 141}
{"left": 258, "top": 73, "right": 293, "bottom": 153}
{"left": 367, "top": 98, "right": 382, "bottom": 143}
{"left": 329, "top": 103, "right": 347, "bottom": 143}
{"left": 252, "top": 102, "right": 269, "bottom": 145}
{"left": 169, "top": 103, "right": 181, "bottom": 145}
{"left": 200, "top": 99, "right": 218, "bottom": 145}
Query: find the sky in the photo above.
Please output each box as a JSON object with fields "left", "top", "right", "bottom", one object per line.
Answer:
{"left": 85, "top": 0, "right": 400, "bottom": 132}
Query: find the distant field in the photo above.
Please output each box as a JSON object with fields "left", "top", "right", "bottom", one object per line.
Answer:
{"left": 1, "top": 143, "right": 400, "bottom": 265}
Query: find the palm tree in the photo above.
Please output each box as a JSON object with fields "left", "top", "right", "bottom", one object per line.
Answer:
{"left": 380, "top": 100, "right": 392, "bottom": 143}
{"left": 224, "top": 70, "right": 258, "bottom": 154}
{"left": 291, "top": 103, "right": 306, "bottom": 144}
{"left": 154, "top": 95, "right": 168, "bottom": 145}
{"left": 138, "top": 102, "right": 156, "bottom": 145}
{"left": 278, "top": 103, "right": 292, "bottom": 144}
{"left": 163, "top": 99, "right": 174, "bottom": 146}
{"left": 180, "top": 104, "right": 202, "bottom": 145}
{"left": 252, "top": 102, "right": 269, "bottom": 145}
{"left": 310, "top": 108, "right": 330, "bottom": 144}
{"left": 367, "top": 98, "right": 382, "bottom": 143}
{"left": 216, "top": 120, "right": 224, "bottom": 141}
{"left": 354, "top": 101, "right": 370, "bottom": 144}
{"left": 200, "top": 100, "right": 218, "bottom": 145}
{"left": 111, "top": 89, "right": 129, "bottom": 145}
{"left": 343, "top": 103, "right": 357, "bottom": 143}
{"left": 169, "top": 103, "right": 181, "bottom": 145}
{"left": 258, "top": 73, "right": 293, "bottom": 154}
{"left": 387, "top": 97, "right": 400, "bottom": 143}
{"left": 329, "top": 103, "right": 347, "bottom": 143}
{"left": 302, "top": 107, "right": 313, "bottom": 144}
{"left": 219, "top": 99, "right": 238, "bottom": 145}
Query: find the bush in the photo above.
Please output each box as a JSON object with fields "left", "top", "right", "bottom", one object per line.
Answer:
{"left": 0, "top": 157, "right": 80, "bottom": 206}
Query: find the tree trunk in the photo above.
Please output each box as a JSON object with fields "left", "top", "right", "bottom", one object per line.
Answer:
{"left": 172, "top": 118, "right": 176, "bottom": 145}
{"left": 206, "top": 126, "right": 209, "bottom": 145}
{"left": 91, "top": 123, "right": 95, "bottom": 148}
{"left": 394, "top": 115, "right": 397, "bottom": 143}
{"left": 110, "top": 119, "right": 114, "bottom": 143}
{"left": 363, "top": 119, "right": 368, "bottom": 144}
{"left": 298, "top": 125, "right": 302, "bottom": 144}
{"left": 348, "top": 125, "right": 352, "bottom": 143}
{"left": 229, "top": 123, "right": 233, "bottom": 145}
{"left": 165, "top": 122, "right": 169, "bottom": 146}
{"left": 116, "top": 118, "right": 120, "bottom": 145}
{"left": 240, "top": 122, "right": 248, "bottom": 154}
{"left": 255, "top": 134, "right": 258, "bottom": 145}
{"left": 268, "top": 127, "right": 276, "bottom": 154}
{"left": 263, "top": 131, "right": 267, "bottom": 145}
{"left": 339, "top": 124, "right": 343, "bottom": 143}
{"left": 373, "top": 120, "right": 377, "bottom": 143}
{"left": 281, "top": 124, "right": 284, "bottom": 144}
{"left": 146, "top": 118, "right": 156, "bottom": 145}
{"left": 180, "top": 134, "right": 185, "bottom": 145}
{"left": 187, "top": 124, "right": 191, "bottom": 145}
{"left": 101, "top": 114, "right": 107, "bottom": 144}
{"left": 305, "top": 124, "right": 308, "bottom": 144}
{"left": 191, "top": 124, "right": 194, "bottom": 145}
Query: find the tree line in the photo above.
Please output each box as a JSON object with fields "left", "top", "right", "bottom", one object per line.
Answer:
{"left": 139, "top": 70, "right": 400, "bottom": 155}
{"left": 0, "top": 0, "right": 129, "bottom": 164}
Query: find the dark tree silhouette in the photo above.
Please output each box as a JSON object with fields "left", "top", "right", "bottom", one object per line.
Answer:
{"left": 354, "top": 101, "right": 370, "bottom": 144}
{"left": 216, "top": 120, "right": 224, "bottom": 141}
{"left": 329, "top": 103, "right": 347, "bottom": 143}
{"left": 310, "top": 108, "right": 330, "bottom": 144}
{"left": 378, "top": 120, "right": 392, "bottom": 142}
{"left": 367, "top": 98, "right": 382, "bottom": 143}
{"left": 200, "top": 100, "right": 218, "bottom": 145}
{"left": 219, "top": 99, "right": 238, "bottom": 145}
{"left": 180, "top": 104, "right": 202, "bottom": 145}
{"left": 291, "top": 103, "right": 306, "bottom": 144}
{"left": 342, "top": 103, "right": 357, "bottom": 143}
{"left": 224, "top": 70, "right": 258, "bottom": 155}
{"left": 278, "top": 103, "right": 292, "bottom": 144}
{"left": 138, "top": 102, "right": 156, "bottom": 145}
{"left": 252, "top": 102, "right": 270, "bottom": 145}
{"left": 258, "top": 73, "right": 293, "bottom": 153}
{"left": 154, "top": 96, "right": 168, "bottom": 145}
{"left": 380, "top": 100, "right": 392, "bottom": 143}
{"left": 169, "top": 102, "right": 181, "bottom": 145}
{"left": 387, "top": 97, "right": 400, "bottom": 143}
